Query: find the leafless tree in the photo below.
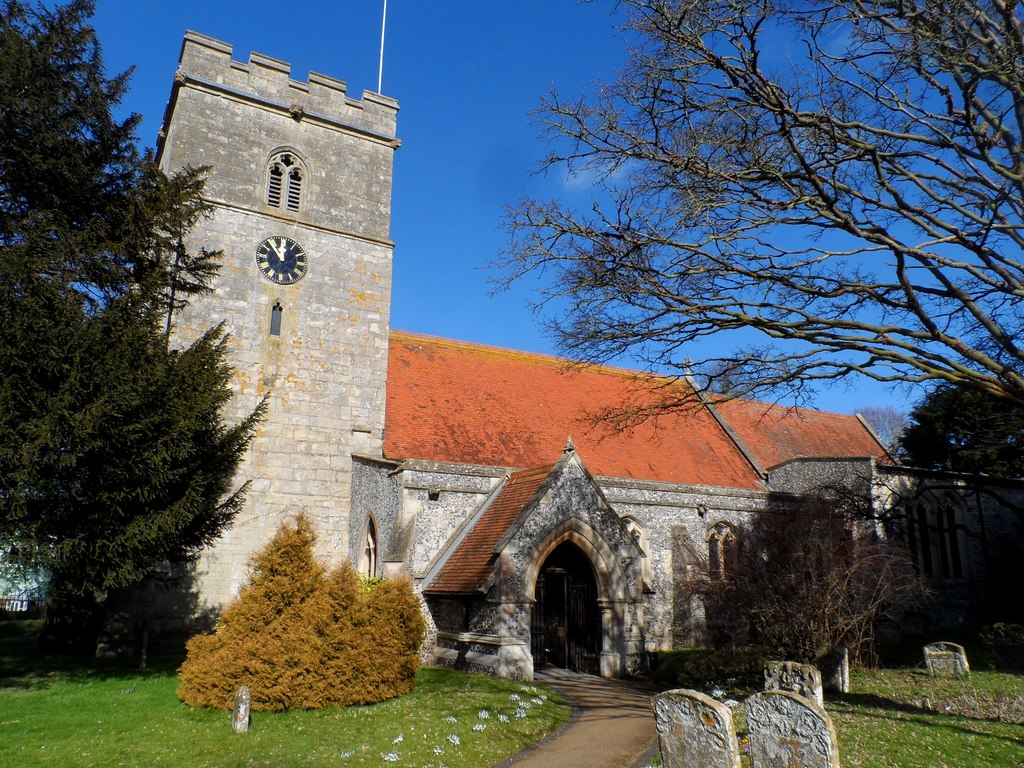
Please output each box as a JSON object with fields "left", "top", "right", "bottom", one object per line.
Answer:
{"left": 501, "top": 0, "right": 1024, "bottom": 408}
{"left": 857, "top": 404, "right": 909, "bottom": 451}
{"left": 693, "top": 492, "right": 924, "bottom": 664}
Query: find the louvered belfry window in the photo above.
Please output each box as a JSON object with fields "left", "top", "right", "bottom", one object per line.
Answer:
{"left": 267, "top": 152, "right": 303, "bottom": 212}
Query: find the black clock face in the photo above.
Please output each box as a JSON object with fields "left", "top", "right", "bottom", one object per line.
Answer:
{"left": 255, "top": 236, "right": 308, "bottom": 285}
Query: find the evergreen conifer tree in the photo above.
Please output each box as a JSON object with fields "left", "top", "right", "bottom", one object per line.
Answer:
{"left": 900, "top": 385, "right": 1024, "bottom": 478}
{"left": 178, "top": 516, "right": 425, "bottom": 711}
{"left": 0, "top": 0, "right": 261, "bottom": 652}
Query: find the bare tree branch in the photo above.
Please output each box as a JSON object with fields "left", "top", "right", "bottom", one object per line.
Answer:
{"left": 500, "top": 0, "right": 1024, "bottom": 408}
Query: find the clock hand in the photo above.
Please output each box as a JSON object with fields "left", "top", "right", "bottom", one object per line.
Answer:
{"left": 270, "top": 238, "right": 285, "bottom": 260}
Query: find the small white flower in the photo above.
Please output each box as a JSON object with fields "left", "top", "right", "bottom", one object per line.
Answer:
{"left": 443, "top": 715, "right": 458, "bottom": 724}
{"left": 478, "top": 709, "right": 490, "bottom": 719}
{"left": 710, "top": 687, "right": 725, "bottom": 699}
{"left": 393, "top": 734, "right": 404, "bottom": 744}
{"left": 509, "top": 693, "right": 521, "bottom": 702}
{"left": 340, "top": 751, "right": 353, "bottom": 759}
{"left": 531, "top": 697, "right": 544, "bottom": 705}
{"left": 724, "top": 699, "right": 739, "bottom": 709}
{"left": 498, "top": 714, "right": 510, "bottom": 723}
{"left": 381, "top": 752, "right": 400, "bottom": 762}
{"left": 514, "top": 707, "right": 528, "bottom": 719}
{"left": 448, "top": 733, "right": 461, "bottom": 746}
{"left": 434, "top": 746, "right": 444, "bottom": 755}
{"left": 473, "top": 723, "right": 485, "bottom": 732}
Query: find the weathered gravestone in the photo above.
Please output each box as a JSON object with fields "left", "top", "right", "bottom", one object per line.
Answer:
{"left": 765, "top": 660, "right": 824, "bottom": 707}
{"left": 746, "top": 690, "right": 841, "bottom": 768}
{"left": 924, "top": 642, "right": 970, "bottom": 677}
{"left": 652, "top": 689, "right": 741, "bottom": 768}
{"left": 818, "top": 646, "right": 850, "bottom": 694}
{"left": 232, "top": 685, "right": 251, "bottom": 734}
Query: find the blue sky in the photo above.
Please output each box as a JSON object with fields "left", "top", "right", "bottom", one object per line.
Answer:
{"left": 89, "top": 1, "right": 910, "bottom": 415}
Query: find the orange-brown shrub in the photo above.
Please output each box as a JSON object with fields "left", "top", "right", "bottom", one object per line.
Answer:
{"left": 177, "top": 515, "right": 426, "bottom": 711}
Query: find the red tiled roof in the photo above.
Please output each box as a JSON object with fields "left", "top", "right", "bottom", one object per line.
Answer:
{"left": 716, "top": 399, "right": 888, "bottom": 470}
{"left": 425, "top": 464, "right": 554, "bottom": 595}
{"left": 385, "top": 331, "right": 765, "bottom": 489}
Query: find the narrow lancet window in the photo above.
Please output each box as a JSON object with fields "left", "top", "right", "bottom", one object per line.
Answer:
{"left": 270, "top": 301, "right": 283, "bottom": 336}
{"left": 286, "top": 168, "right": 302, "bottom": 212}
{"left": 362, "top": 518, "right": 378, "bottom": 579}
{"left": 267, "top": 164, "right": 283, "bottom": 207}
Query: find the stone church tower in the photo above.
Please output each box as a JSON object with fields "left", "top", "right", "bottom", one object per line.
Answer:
{"left": 157, "top": 32, "right": 399, "bottom": 607}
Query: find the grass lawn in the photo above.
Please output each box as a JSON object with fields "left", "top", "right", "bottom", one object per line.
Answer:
{"left": 828, "top": 668, "right": 1024, "bottom": 768}
{"left": 6, "top": 620, "right": 1024, "bottom": 768}
{"left": 0, "top": 622, "right": 571, "bottom": 768}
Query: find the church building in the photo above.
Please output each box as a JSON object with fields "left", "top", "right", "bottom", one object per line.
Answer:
{"left": 152, "top": 33, "right": 1023, "bottom": 680}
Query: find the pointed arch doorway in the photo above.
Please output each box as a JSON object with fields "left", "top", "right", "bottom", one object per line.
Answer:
{"left": 531, "top": 541, "right": 601, "bottom": 674}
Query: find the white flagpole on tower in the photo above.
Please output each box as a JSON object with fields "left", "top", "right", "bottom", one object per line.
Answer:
{"left": 377, "top": 0, "right": 388, "bottom": 94}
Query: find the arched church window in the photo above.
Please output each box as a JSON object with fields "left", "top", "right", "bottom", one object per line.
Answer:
{"left": 708, "top": 522, "right": 739, "bottom": 581}
{"left": 266, "top": 151, "right": 304, "bottom": 212}
{"left": 906, "top": 494, "right": 966, "bottom": 579}
{"left": 270, "top": 301, "right": 283, "bottom": 336}
{"left": 361, "top": 517, "right": 379, "bottom": 579}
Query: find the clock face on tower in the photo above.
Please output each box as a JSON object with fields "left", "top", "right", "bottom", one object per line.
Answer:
{"left": 255, "top": 236, "right": 308, "bottom": 284}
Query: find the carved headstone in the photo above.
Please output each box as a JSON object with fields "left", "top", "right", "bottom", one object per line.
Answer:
{"left": 652, "top": 689, "right": 742, "bottom": 768}
{"left": 764, "top": 661, "right": 824, "bottom": 707}
{"left": 232, "top": 685, "right": 251, "bottom": 734}
{"left": 745, "top": 690, "right": 841, "bottom": 768}
{"left": 924, "top": 642, "right": 970, "bottom": 677}
{"left": 818, "top": 646, "right": 849, "bottom": 694}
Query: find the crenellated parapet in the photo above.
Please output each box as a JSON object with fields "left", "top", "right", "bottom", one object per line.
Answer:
{"left": 170, "top": 31, "right": 397, "bottom": 143}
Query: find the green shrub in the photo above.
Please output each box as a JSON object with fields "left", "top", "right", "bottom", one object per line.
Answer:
{"left": 177, "top": 515, "right": 425, "bottom": 711}
{"left": 651, "top": 646, "right": 770, "bottom": 690}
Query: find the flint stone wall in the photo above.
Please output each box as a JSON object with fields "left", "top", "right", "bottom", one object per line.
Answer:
{"left": 400, "top": 464, "right": 502, "bottom": 577}
{"left": 598, "top": 478, "right": 766, "bottom": 650}
{"left": 350, "top": 456, "right": 401, "bottom": 575}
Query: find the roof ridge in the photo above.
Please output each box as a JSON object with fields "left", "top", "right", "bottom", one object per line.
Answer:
{"left": 389, "top": 328, "right": 682, "bottom": 382}
{"left": 719, "top": 396, "right": 864, "bottom": 421}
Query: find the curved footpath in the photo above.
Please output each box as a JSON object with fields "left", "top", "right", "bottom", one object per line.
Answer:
{"left": 497, "top": 669, "right": 660, "bottom": 768}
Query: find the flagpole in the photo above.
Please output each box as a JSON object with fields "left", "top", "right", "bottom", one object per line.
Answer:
{"left": 377, "top": 0, "right": 387, "bottom": 94}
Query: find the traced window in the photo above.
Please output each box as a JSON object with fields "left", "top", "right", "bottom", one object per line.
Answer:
{"left": 361, "top": 517, "right": 379, "bottom": 580}
{"left": 906, "top": 495, "right": 965, "bottom": 579}
{"left": 266, "top": 151, "right": 304, "bottom": 212}
{"left": 270, "top": 301, "right": 283, "bottom": 336}
{"left": 708, "top": 522, "right": 739, "bottom": 581}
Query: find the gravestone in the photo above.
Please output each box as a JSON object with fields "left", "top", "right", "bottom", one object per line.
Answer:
{"left": 924, "top": 642, "right": 970, "bottom": 677}
{"left": 232, "top": 685, "right": 251, "bottom": 734}
{"left": 652, "top": 689, "right": 742, "bottom": 768}
{"left": 745, "top": 690, "right": 841, "bottom": 768}
{"left": 818, "top": 646, "right": 849, "bottom": 694}
{"left": 764, "top": 661, "right": 824, "bottom": 707}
